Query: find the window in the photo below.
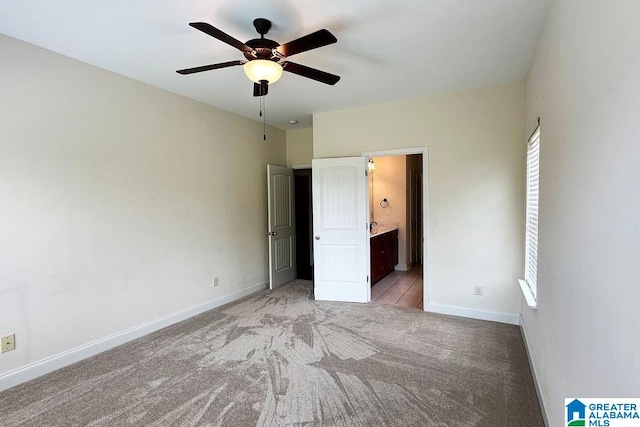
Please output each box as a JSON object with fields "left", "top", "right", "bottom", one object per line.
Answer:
{"left": 522, "top": 124, "right": 540, "bottom": 304}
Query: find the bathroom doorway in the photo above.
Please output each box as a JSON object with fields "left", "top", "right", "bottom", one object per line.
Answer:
{"left": 368, "top": 154, "right": 423, "bottom": 271}
{"left": 367, "top": 152, "right": 424, "bottom": 308}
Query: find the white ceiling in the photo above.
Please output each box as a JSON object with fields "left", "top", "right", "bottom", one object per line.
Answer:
{"left": 0, "top": 1, "right": 552, "bottom": 129}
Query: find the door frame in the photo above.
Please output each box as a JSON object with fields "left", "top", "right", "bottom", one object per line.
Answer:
{"left": 362, "top": 147, "right": 429, "bottom": 311}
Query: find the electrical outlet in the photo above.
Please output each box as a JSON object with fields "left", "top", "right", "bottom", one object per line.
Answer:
{"left": 1, "top": 334, "right": 15, "bottom": 353}
{"left": 475, "top": 285, "right": 483, "bottom": 296}
{"left": 213, "top": 277, "right": 219, "bottom": 287}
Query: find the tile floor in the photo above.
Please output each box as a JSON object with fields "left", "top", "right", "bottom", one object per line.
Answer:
{"left": 371, "top": 264, "right": 423, "bottom": 309}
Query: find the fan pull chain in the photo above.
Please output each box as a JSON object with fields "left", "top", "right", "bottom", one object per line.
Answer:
{"left": 258, "top": 96, "right": 266, "bottom": 141}
{"left": 262, "top": 95, "right": 267, "bottom": 141}
{"left": 256, "top": 88, "right": 267, "bottom": 141}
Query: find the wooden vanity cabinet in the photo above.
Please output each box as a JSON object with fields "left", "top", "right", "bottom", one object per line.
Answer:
{"left": 370, "top": 229, "right": 398, "bottom": 285}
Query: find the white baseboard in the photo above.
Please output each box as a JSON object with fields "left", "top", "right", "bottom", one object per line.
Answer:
{"left": 426, "top": 302, "right": 520, "bottom": 325}
{"left": 394, "top": 263, "right": 409, "bottom": 271}
{"left": 0, "top": 281, "right": 268, "bottom": 393}
{"left": 520, "top": 315, "right": 550, "bottom": 426}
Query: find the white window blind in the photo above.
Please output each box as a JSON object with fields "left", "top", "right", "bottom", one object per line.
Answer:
{"left": 524, "top": 126, "right": 540, "bottom": 299}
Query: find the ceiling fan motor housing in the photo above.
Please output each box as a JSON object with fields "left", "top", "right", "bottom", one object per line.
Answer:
{"left": 244, "top": 19, "right": 281, "bottom": 62}
{"left": 244, "top": 38, "right": 281, "bottom": 62}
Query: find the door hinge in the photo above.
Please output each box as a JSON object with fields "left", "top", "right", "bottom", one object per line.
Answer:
{"left": 367, "top": 275, "right": 369, "bottom": 283}
{"left": 365, "top": 169, "right": 368, "bottom": 177}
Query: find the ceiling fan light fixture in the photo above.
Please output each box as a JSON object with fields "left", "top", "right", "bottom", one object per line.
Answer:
{"left": 244, "top": 59, "right": 283, "bottom": 84}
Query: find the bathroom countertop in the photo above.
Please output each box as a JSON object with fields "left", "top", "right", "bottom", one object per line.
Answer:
{"left": 369, "top": 224, "right": 399, "bottom": 238}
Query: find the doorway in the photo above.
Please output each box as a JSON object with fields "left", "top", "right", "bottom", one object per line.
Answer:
{"left": 363, "top": 147, "right": 428, "bottom": 310}
{"left": 294, "top": 147, "right": 429, "bottom": 310}
{"left": 368, "top": 154, "right": 423, "bottom": 271}
{"left": 294, "top": 169, "right": 313, "bottom": 280}
{"left": 368, "top": 153, "right": 423, "bottom": 308}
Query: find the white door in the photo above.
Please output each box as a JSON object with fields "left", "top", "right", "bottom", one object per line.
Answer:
{"left": 312, "top": 157, "right": 370, "bottom": 302}
{"left": 267, "top": 165, "right": 296, "bottom": 289}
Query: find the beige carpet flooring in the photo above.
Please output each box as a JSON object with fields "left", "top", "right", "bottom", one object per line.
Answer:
{"left": 0, "top": 280, "right": 543, "bottom": 426}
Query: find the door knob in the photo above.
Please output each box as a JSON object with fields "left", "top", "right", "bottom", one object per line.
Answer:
{"left": 315, "top": 236, "right": 320, "bottom": 240}
{"left": 268, "top": 232, "right": 278, "bottom": 236}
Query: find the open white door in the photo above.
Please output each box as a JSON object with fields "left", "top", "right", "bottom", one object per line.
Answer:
{"left": 312, "top": 157, "right": 370, "bottom": 302}
{"left": 267, "top": 165, "right": 296, "bottom": 289}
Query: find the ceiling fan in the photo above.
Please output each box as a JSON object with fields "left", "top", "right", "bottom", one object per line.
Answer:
{"left": 177, "top": 18, "right": 341, "bottom": 97}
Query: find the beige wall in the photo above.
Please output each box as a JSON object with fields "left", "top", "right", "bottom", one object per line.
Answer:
{"left": 0, "top": 35, "right": 286, "bottom": 377}
{"left": 371, "top": 156, "right": 407, "bottom": 269}
{"left": 286, "top": 127, "right": 313, "bottom": 166}
{"left": 314, "top": 83, "right": 526, "bottom": 316}
{"left": 522, "top": 1, "right": 640, "bottom": 424}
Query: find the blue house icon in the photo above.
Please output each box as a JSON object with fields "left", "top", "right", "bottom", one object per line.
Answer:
{"left": 567, "top": 399, "right": 586, "bottom": 422}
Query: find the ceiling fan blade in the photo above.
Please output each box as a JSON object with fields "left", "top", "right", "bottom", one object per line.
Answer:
{"left": 176, "top": 60, "right": 245, "bottom": 75}
{"left": 282, "top": 62, "right": 341, "bottom": 85}
{"left": 189, "top": 22, "right": 253, "bottom": 53}
{"left": 253, "top": 81, "right": 269, "bottom": 97}
{"left": 276, "top": 29, "right": 337, "bottom": 57}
